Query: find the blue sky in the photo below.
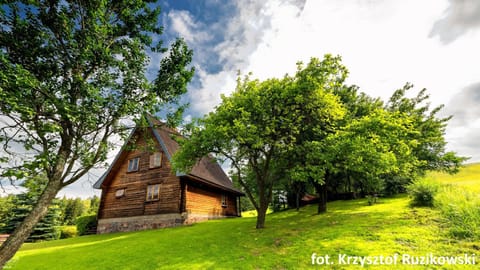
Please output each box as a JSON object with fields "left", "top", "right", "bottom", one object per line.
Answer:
{"left": 3, "top": 0, "right": 480, "bottom": 198}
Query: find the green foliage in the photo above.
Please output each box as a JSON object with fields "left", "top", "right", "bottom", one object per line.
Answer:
{"left": 0, "top": 0, "right": 193, "bottom": 262}
{"left": 88, "top": 196, "right": 100, "bottom": 215}
{"left": 0, "top": 0, "right": 194, "bottom": 185}
{"left": 61, "top": 198, "right": 87, "bottom": 225}
{"left": 58, "top": 226, "right": 77, "bottom": 239}
{"left": 435, "top": 186, "right": 480, "bottom": 240}
{"left": 173, "top": 55, "right": 347, "bottom": 227}
{"left": 386, "top": 84, "right": 468, "bottom": 175}
{"left": 319, "top": 84, "right": 466, "bottom": 200}
{"left": 407, "top": 178, "right": 440, "bottom": 207}
{"left": 1, "top": 194, "right": 60, "bottom": 242}
{"left": 76, "top": 215, "right": 97, "bottom": 236}
{"left": 0, "top": 195, "right": 14, "bottom": 230}
{"left": 56, "top": 196, "right": 99, "bottom": 226}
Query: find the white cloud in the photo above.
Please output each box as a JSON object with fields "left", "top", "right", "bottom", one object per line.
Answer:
{"left": 430, "top": 0, "right": 480, "bottom": 44}
{"left": 167, "top": 10, "right": 212, "bottom": 43}
{"left": 183, "top": 0, "right": 480, "bottom": 161}
{"left": 189, "top": 67, "right": 237, "bottom": 114}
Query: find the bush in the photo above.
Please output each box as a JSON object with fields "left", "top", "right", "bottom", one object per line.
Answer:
{"left": 407, "top": 178, "right": 439, "bottom": 207}
{"left": 383, "top": 176, "right": 409, "bottom": 196}
{"left": 76, "top": 215, "right": 97, "bottom": 236}
{"left": 435, "top": 186, "right": 480, "bottom": 240}
{"left": 58, "top": 226, "right": 77, "bottom": 239}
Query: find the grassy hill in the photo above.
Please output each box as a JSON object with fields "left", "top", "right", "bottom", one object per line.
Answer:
{"left": 5, "top": 164, "right": 480, "bottom": 269}
{"left": 429, "top": 162, "right": 480, "bottom": 193}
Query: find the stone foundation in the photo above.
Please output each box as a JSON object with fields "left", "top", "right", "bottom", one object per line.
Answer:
{"left": 97, "top": 213, "right": 236, "bottom": 234}
{"left": 97, "top": 213, "right": 185, "bottom": 234}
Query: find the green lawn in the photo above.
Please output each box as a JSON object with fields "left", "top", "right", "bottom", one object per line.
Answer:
{"left": 5, "top": 165, "right": 480, "bottom": 269}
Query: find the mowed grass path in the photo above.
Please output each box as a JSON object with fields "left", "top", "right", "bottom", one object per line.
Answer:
{"left": 5, "top": 164, "right": 480, "bottom": 269}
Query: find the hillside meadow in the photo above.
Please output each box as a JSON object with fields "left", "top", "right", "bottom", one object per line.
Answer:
{"left": 4, "top": 163, "right": 480, "bottom": 269}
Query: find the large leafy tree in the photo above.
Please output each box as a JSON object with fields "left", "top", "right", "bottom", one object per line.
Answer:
{"left": 0, "top": 0, "right": 194, "bottom": 266}
{"left": 173, "top": 56, "right": 345, "bottom": 229}
{"left": 385, "top": 84, "right": 467, "bottom": 174}
{"left": 324, "top": 110, "right": 420, "bottom": 193}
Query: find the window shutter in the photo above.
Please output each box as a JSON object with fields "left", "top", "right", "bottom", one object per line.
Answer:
{"left": 149, "top": 152, "right": 162, "bottom": 168}
{"left": 149, "top": 154, "right": 155, "bottom": 169}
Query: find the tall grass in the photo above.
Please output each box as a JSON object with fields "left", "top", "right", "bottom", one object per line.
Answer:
{"left": 435, "top": 185, "right": 480, "bottom": 240}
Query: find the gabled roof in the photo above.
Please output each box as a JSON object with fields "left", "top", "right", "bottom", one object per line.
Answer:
{"left": 93, "top": 115, "right": 244, "bottom": 196}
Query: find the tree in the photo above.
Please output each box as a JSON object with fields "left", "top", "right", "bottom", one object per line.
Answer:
{"left": 0, "top": 1, "right": 194, "bottom": 266}
{"left": 173, "top": 56, "right": 345, "bottom": 228}
{"left": 0, "top": 195, "right": 14, "bottom": 231}
{"left": 62, "top": 198, "right": 86, "bottom": 225}
{"left": 88, "top": 195, "right": 100, "bottom": 215}
{"left": 286, "top": 56, "right": 349, "bottom": 214}
{"left": 385, "top": 84, "right": 467, "bottom": 174}
{"left": 326, "top": 109, "right": 420, "bottom": 193}
{"left": 1, "top": 174, "right": 60, "bottom": 241}
{"left": 2, "top": 193, "right": 60, "bottom": 242}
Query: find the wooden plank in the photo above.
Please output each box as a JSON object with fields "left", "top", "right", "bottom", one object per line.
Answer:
{"left": 185, "top": 185, "right": 238, "bottom": 216}
{"left": 99, "top": 129, "right": 181, "bottom": 219}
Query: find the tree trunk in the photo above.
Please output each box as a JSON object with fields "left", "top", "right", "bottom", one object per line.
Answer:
{"left": 317, "top": 184, "right": 327, "bottom": 214}
{"left": 0, "top": 179, "right": 62, "bottom": 268}
{"left": 255, "top": 195, "right": 269, "bottom": 229}
{"left": 256, "top": 207, "right": 267, "bottom": 229}
{"left": 295, "top": 190, "right": 300, "bottom": 211}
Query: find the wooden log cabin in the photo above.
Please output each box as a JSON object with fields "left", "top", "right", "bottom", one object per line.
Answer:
{"left": 93, "top": 115, "right": 244, "bottom": 234}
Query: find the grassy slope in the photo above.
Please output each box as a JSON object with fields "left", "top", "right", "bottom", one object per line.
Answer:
{"left": 5, "top": 164, "right": 480, "bottom": 270}
{"left": 429, "top": 162, "right": 480, "bottom": 193}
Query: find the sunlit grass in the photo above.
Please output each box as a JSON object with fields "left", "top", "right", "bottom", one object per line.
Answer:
{"left": 241, "top": 208, "right": 273, "bottom": 217}
{"left": 5, "top": 164, "right": 480, "bottom": 269}
{"left": 7, "top": 195, "right": 479, "bottom": 269}
{"left": 428, "top": 162, "right": 480, "bottom": 193}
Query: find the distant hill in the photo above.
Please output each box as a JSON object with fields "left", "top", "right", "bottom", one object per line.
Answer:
{"left": 428, "top": 162, "right": 480, "bottom": 192}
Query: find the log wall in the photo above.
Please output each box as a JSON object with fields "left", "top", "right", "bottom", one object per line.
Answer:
{"left": 185, "top": 184, "right": 238, "bottom": 217}
{"left": 98, "top": 129, "right": 181, "bottom": 219}
{"left": 96, "top": 127, "right": 242, "bottom": 234}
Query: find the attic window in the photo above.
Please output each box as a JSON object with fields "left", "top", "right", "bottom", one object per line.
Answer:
{"left": 149, "top": 152, "right": 162, "bottom": 169}
{"left": 146, "top": 184, "right": 160, "bottom": 201}
{"left": 221, "top": 194, "right": 227, "bottom": 208}
{"left": 127, "top": 157, "right": 139, "bottom": 172}
{"left": 115, "top": 188, "right": 125, "bottom": 198}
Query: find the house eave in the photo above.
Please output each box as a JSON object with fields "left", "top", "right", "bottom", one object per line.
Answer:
{"left": 184, "top": 174, "right": 245, "bottom": 196}
{"left": 93, "top": 127, "right": 137, "bottom": 189}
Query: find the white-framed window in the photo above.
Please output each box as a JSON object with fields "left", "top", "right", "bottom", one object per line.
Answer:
{"left": 127, "top": 157, "right": 139, "bottom": 172}
{"left": 115, "top": 188, "right": 126, "bottom": 198}
{"left": 149, "top": 152, "right": 162, "bottom": 169}
{"left": 221, "top": 194, "right": 227, "bottom": 207}
{"left": 146, "top": 184, "right": 160, "bottom": 201}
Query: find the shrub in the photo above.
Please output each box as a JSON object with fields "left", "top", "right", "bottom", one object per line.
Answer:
{"left": 76, "top": 215, "right": 97, "bottom": 236}
{"left": 407, "top": 178, "right": 439, "bottom": 207}
{"left": 59, "top": 226, "right": 77, "bottom": 239}
{"left": 435, "top": 186, "right": 480, "bottom": 240}
{"left": 383, "top": 176, "right": 409, "bottom": 195}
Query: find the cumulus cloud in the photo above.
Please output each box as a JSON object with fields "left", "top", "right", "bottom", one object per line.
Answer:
{"left": 430, "top": 0, "right": 480, "bottom": 44}
{"left": 443, "top": 82, "right": 480, "bottom": 161}
{"left": 168, "top": 10, "right": 212, "bottom": 44}
{"left": 444, "top": 82, "right": 480, "bottom": 126}
{"left": 164, "top": 0, "right": 479, "bottom": 162}
{"left": 168, "top": 0, "right": 306, "bottom": 116}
